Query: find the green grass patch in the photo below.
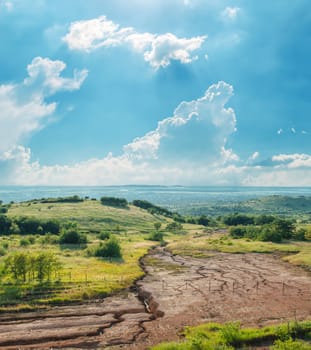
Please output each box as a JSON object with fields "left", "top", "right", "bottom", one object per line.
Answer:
{"left": 7, "top": 200, "right": 161, "bottom": 232}
{"left": 167, "top": 231, "right": 311, "bottom": 267}
{"left": 152, "top": 321, "right": 311, "bottom": 349}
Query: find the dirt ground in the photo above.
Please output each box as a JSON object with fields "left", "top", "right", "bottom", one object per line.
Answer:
{"left": 0, "top": 248, "right": 310, "bottom": 349}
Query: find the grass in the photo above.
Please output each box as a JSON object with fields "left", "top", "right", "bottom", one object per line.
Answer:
{"left": 152, "top": 321, "right": 311, "bottom": 349}
{"left": 167, "top": 231, "right": 311, "bottom": 267}
{"left": 7, "top": 199, "right": 162, "bottom": 232}
{"left": 0, "top": 233, "right": 155, "bottom": 309}
{"left": 0, "top": 200, "right": 168, "bottom": 310}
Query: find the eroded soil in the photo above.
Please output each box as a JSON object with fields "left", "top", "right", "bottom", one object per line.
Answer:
{"left": 0, "top": 249, "right": 310, "bottom": 349}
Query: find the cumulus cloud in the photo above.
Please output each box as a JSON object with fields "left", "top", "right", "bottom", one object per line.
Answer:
{"left": 1, "top": 80, "right": 310, "bottom": 187}
{"left": 0, "top": 81, "right": 239, "bottom": 185}
{"left": 63, "top": 15, "right": 206, "bottom": 69}
{"left": 0, "top": 57, "right": 88, "bottom": 153}
{"left": 124, "top": 81, "right": 237, "bottom": 163}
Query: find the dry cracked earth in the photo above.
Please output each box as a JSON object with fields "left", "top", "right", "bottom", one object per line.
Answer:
{"left": 0, "top": 248, "right": 310, "bottom": 349}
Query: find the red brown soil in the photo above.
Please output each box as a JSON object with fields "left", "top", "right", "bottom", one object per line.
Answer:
{"left": 0, "top": 248, "right": 310, "bottom": 349}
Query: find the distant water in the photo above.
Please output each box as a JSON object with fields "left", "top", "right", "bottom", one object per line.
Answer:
{"left": 0, "top": 186, "right": 311, "bottom": 209}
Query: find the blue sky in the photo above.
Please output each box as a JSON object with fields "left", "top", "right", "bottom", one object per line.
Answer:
{"left": 0, "top": 0, "right": 310, "bottom": 185}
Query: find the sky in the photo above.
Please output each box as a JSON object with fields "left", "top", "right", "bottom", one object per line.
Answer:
{"left": 0, "top": 0, "right": 310, "bottom": 186}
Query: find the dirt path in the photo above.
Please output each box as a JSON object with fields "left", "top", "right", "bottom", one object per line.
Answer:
{"left": 130, "top": 248, "right": 311, "bottom": 349}
{"left": 0, "top": 249, "right": 310, "bottom": 349}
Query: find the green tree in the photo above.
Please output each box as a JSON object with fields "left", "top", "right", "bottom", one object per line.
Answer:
{"left": 35, "top": 253, "right": 60, "bottom": 282}
{"left": 4, "top": 253, "right": 29, "bottom": 282}
{"left": 154, "top": 222, "right": 162, "bottom": 231}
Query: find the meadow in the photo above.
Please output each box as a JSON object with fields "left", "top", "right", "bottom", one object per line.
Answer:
{"left": 0, "top": 198, "right": 167, "bottom": 309}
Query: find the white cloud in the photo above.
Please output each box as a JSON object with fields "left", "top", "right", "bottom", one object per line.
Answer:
{"left": 63, "top": 16, "right": 206, "bottom": 69}
{"left": 221, "top": 6, "right": 240, "bottom": 20}
{"left": 249, "top": 151, "right": 259, "bottom": 161}
{"left": 272, "top": 153, "right": 311, "bottom": 168}
{"left": 291, "top": 127, "right": 296, "bottom": 134}
{"left": 277, "top": 128, "right": 283, "bottom": 135}
{"left": 0, "top": 81, "right": 239, "bottom": 185}
{"left": 0, "top": 57, "right": 87, "bottom": 153}
{"left": 25, "top": 57, "right": 88, "bottom": 95}
{"left": 302, "top": 130, "right": 308, "bottom": 134}
{"left": 124, "top": 81, "right": 237, "bottom": 163}
{"left": 142, "top": 33, "right": 205, "bottom": 69}
{"left": 1, "top": 80, "right": 310, "bottom": 187}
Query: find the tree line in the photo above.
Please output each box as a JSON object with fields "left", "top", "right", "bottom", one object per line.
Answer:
{"left": 3, "top": 252, "right": 60, "bottom": 283}
{"left": 0, "top": 216, "right": 61, "bottom": 236}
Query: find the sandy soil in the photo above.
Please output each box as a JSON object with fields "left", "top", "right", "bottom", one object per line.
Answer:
{"left": 0, "top": 248, "right": 310, "bottom": 349}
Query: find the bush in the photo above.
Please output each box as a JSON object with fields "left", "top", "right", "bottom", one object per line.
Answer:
{"left": 166, "top": 221, "right": 183, "bottom": 232}
{"left": 293, "top": 228, "right": 307, "bottom": 241}
{"left": 220, "top": 322, "right": 241, "bottom": 346}
{"left": 259, "top": 227, "right": 282, "bottom": 243}
{"left": 40, "top": 196, "right": 84, "bottom": 203}
{"left": 98, "top": 231, "right": 111, "bottom": 240}
{"left": 0, "top": 247, "right": 6, "bottom": 256}
{"left": 229, "top": 226, "right": 247, "bottom": 238}
{"left": 197, "top": 215, "right": 210, "bottom": 226}
{"left": 100, "top": 196, "right": 128, "bottom": 208}
{"left": 20, "top": 238, "right": 30, "bottom": 247}
{"left": 148, "top": 231, "right": 164, "bottom": 242}
{"left": 59, "top": 230, "right": 87, "bottom": 245}
{"left": 0, "top": 215, "right": 12, "bottom": 235}
{"left": 272, "top": 338, "right": 311, "bottom": 350}
{"left": 223, "top": 214, "right": 255, "bottom": 226}
{"left": 94, "top": 237, "right": 122, "bottom": 258}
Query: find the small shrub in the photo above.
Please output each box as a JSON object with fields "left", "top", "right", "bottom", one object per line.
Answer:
{"left": 20, "top": 238, "right": 30, "bottom": 247}
{"left": 220, "top": 322, "right": 241, "bottom": 346}
{"left": 0, "top": 247, "right": 6, "bottom": 256}
{"left": 94, "top": 237, "right": 122, "bottom": 259}
{"left": 59, "top": 230, "right": 87, "bottom": 245}
{"left": 293, "top": 228, "right": 307, "bottom": 241}
{"left": 148, "top": 231, "right": 164, "bottom": 242}
{"left": 98, "top": 231, "right": 110, "bottom": 240}
{"left": 166, "top": 221, "right": 183, "bottom": 232}
{"left": 272, "top": 338, "right": 311, "bottom": 350}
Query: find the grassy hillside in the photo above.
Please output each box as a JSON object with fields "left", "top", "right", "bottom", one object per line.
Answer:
{"left": 7, "top": 199, "right": 163, "bottom": 232}
{"left": 0, "top": 199, "right": 169, "bottom": 310}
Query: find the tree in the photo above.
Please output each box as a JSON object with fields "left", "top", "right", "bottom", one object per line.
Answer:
{"left": 35, "top": 253, "right": 60, "bottom": 282}
{"left": 273, "top": 219, "right": 295, "bottom": 239}
{"left": 166, "top": 221, "right": 183, "bottom": 232}
{"left": 100, "top": 196, "right": 128, "bottom": 208}
{"left": 4, "top": 252, "right": 61, "bottom": 283}
{"left": 198, "top": 215, "right": 210, "bottom": 226}
{"left": 0, "top": 215, "right": 12, "bottom": 235}
{"left": 4, "top": 253, "right": 29, "bottom": 282}
{"left": 154, "top": 222, "right": 162, "bottom": 231}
